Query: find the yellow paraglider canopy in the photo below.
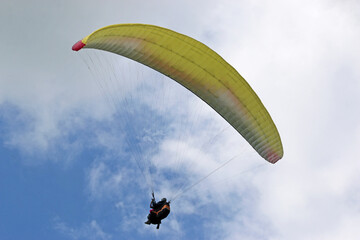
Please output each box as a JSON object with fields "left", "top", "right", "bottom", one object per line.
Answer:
{"left": 72, "top": 24, "right": 283, "bottom": 163}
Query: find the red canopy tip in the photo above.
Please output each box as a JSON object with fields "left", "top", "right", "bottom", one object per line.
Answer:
{"left": 72, "top": 40, "right": 86, "bottom": 51}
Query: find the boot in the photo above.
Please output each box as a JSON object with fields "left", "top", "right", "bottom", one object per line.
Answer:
{"left": 144, "top": 219, "right": 151, "bottom": 225}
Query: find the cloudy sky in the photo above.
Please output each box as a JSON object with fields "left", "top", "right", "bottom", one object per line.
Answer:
{"left": 1, "top": 0, "right": 360, "bottom": 239}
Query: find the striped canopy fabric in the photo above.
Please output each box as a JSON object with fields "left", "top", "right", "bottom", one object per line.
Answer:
{"left": 72, "top": 24, "right": 283, "bottom": 163}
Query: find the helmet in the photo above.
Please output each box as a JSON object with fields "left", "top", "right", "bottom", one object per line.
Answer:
{"left": 161, "top": 198, "right": 167, "bottom": 202}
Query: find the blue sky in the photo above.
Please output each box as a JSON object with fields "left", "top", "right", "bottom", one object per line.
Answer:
{"left": 1, "top": 0, "right": 360, "bottom": 239}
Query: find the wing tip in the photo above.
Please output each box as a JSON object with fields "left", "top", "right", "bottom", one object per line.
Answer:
{"left": 266, "top": 151, "right": 283, "bottom": 164}
{"left": 72, "top": 40, "right": 86, "bottom": 51}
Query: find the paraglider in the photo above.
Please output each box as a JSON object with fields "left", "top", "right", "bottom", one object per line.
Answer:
{"left": 72, "top": 23, "right": 283, "bottom": 163}
{"left": 72, "top": 23, "right": 283, "bottom": 228}
{"left": 144, "top": 193, "right": 170, "bottom": 229}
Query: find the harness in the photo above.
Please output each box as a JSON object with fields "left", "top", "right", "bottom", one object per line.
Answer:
{"left": 153, "top": 203, "right": 170, "bottom": 215}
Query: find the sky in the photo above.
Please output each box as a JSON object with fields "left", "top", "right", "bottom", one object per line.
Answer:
{"left": 1, "top": 0, "right": 360, "bottom": 239}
